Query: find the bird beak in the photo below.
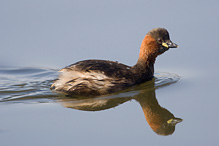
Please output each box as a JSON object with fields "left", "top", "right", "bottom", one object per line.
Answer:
{"left": 167, "top": 118, "right": 183, "bottom": 125}
{"left": 162, "top": 41, "right": 178, "bottom": 48}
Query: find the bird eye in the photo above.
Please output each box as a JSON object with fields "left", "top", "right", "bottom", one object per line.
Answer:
{"left": 157, "top": 38, "right": 162, "bottom": 44}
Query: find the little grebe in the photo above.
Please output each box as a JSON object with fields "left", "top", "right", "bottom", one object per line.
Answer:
{"left": 51, "top": 28, "right": 178, "bottom": 96}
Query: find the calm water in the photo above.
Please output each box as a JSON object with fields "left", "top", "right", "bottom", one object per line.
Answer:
{"left": 0, "top": 67, "right": 179, "bottom": 104}
{"left": 1, "top": 1, "right": 219, "bottom": 146}
{"left": 0, "top": 67, "right": 183, "bottom": 144}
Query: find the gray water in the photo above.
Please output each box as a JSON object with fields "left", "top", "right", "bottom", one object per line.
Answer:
{"left": 1, "top": 0, "right": 219, "bottom": 146}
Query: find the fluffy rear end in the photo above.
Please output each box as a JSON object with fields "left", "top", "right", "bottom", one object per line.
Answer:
{"left": 51, "top": 70, "right": 120, "bottom": 96}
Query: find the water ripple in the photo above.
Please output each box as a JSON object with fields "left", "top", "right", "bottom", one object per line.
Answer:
{"left": 0, "top": 67, "right": 180, "bottom": 103}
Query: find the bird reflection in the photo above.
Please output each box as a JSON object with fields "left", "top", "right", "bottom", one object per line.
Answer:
{"left": 135, "top": 87, "right": 182, "bottom": 135}
{"left": 57, "top": 78, "right": 182, "bottom": 136}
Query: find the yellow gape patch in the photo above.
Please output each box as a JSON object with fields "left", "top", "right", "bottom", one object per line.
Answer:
{"left": 162, "top": 43, "right": 169, "bottom": 48}
{"left": 167, "top": 118, "right": 173, "bottom": 124}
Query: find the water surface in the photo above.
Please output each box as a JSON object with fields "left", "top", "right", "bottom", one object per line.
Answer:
{"left": 0, "top": 66, "right": 184, "bottom": 145}
{"left": 0, "top": 67, "right": 179, "bottom": 104}
{"left": 1, "top": 1, "right": 219, "bottom": 146}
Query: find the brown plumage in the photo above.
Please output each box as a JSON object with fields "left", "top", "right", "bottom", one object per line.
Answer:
{"left": 136, "top": 90, "right": 182, "bottom": 136}
{"left": 58, "top": 79, "right": 183, "bottom": 135}
{"left": 51, "top": 28, "right": 178, "bottom": 96}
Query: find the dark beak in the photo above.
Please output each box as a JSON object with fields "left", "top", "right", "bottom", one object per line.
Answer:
{"left": 170, "top": 118, "right": 183, "bottom": 126}
{"left": 162, "top": 41, "right": 178, "bottom": 48}
{"left": 167, "top": 41, "right": 178, "bottom": 48}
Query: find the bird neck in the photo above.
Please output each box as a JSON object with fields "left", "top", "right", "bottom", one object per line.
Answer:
{"left": 131, "top": 35, "right": 158, "bottom": 82}
{"left": 135, "top": 85, "right": 163, "bottom": 133}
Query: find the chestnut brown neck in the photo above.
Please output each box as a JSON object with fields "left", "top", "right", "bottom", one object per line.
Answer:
{"left": 131, "top": 34, "right": 158, "bottom": 83}
{"left": 138, "top": 94, "right": 163, "bottom": 132}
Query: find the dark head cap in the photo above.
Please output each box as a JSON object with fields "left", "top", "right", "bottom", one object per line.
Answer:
{"left": 148, "top": 28, "right": 170, "bottom": 41}
{"left": 148, "top": 28, "right": 178, "bottom": 54}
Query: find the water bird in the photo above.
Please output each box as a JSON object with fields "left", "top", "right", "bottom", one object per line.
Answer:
{"left": 51, "top": 28, "right": 178, "bottom": 96}
{"left": 59, "top": 79, "right": 183, "bottom": 135}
